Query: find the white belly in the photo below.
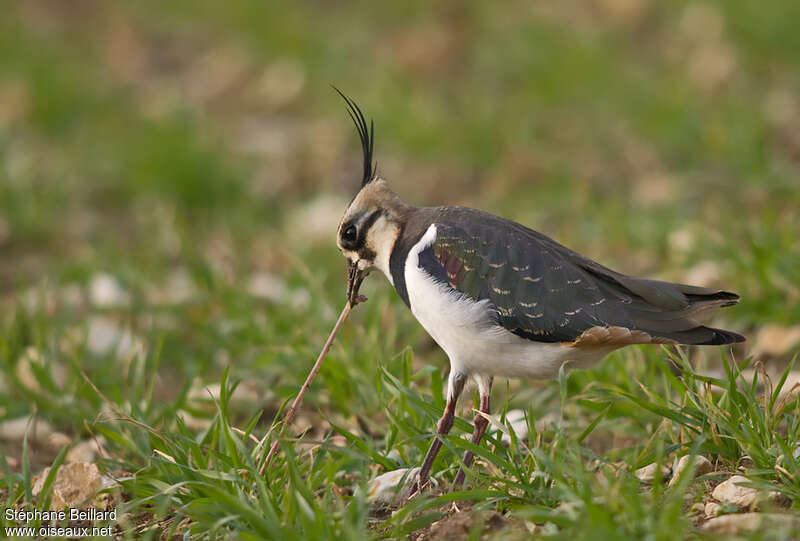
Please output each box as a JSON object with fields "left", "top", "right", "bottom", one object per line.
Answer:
{"left": 401, "top": 224, "right": 609, "bottom": 379}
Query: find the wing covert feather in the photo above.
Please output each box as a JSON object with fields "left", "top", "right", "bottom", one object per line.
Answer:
{"left": 410, "top": 206, "right": 742, "bottom": 346}
{"left": 422, "top": 218, "right": 612, "bottom": 342}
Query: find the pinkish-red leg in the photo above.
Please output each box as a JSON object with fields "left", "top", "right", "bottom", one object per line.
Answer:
{"left": 412, "top": 371, "right": 466, "bottom": 494}
{"left": 453, "top": 376, "right": 493, "bottom": 487}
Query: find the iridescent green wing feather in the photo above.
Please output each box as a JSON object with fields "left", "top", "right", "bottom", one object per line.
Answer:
{"left": 416, "top": 207, "right": 742, "bottom": 345}
{"left": 418, "top": 212, "right": 614, "bottom": 342}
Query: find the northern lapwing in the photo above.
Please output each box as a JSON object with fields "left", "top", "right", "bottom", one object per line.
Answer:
{"left": 333, "top": 91, "right": 745, "bottom": 492}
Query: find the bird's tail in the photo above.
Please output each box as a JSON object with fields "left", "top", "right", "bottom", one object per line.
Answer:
{"left": 628, "top": 287, "right": 745, "bottom": 345}
{"left": 655, "top": 324, "right": 745, "bottom": 345}
{"left": 572, "top": 254, "right": 745, "bottom": 346}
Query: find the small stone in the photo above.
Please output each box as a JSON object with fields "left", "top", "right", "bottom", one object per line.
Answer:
{"left": 88, "top": 272, "right": 129, "bottom": 308}
{"left": 635, "top": 462, "right": 671, "bottom": 483}
{"left": 701, "top": 513, "right": 800, "bottom": 534}
{"left": 555, "top": 500, "right": 583, "bottom": 519}
{"left": 704, "top": 501, "right": 722, "bottom": 518}
{"left": 246, "top": 272, "right": 287, "bottom": 303}
{"left": 364, "top": 468, "right": 420, "bottom": 507}
{"left": 753, "top": 324, "right": 800, "bottom": 358}
{"left": 738, "top": 455, "right": 756, "bottom": 470}
{"left": 689, "top": 502, "right": 705, "bottom": 516}
{"left": 0, "top": 416, "right": 54, "bottom": 442}
{"left": 66, "top": 438, "right": 106, "bottom": 463}
{"left": 32, "top": 462, "right": 103, "bottom": 510}
{"left": 330, "top": 434, "right": 348, "bottom": 447}
{"left": 712, "top": 475, "right": 758, "bottom": 508}
{"left": 245, "top": 272, "right": 309, "bottom": 309}
{"left": 683, "top": 261, "right": 722, "bottom": 289}
{"left": 765, "top": 490, "right": 792, "bottom": 509}
{"left": 668, "top": 455, "right": 713, "bottom": 486}
{"left": 499, "top": 409, "right": 529, "bottom": 444}
{"left": 287, "top": 196, "right": 349, "bottom": 242}
{"left": 86, "top": 316, "right": 143, "bottom": 360}
{"left": 47, "top": 432, "right": 71, "bottom": 450}
{"left": 668, "top": 228, "right": 694, "bottom": 254}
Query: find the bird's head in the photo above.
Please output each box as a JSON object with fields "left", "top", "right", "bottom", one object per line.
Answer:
{"left": 334, "top": 90, "right": 409, "bottom": 300}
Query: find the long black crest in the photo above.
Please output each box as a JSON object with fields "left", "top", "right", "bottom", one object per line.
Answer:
{"left": 333, "top": 86, "right": 375, "bottom": 187}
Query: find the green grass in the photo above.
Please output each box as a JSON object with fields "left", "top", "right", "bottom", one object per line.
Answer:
{"left": 1, "top": 0, "right": 800, "bottom": 539}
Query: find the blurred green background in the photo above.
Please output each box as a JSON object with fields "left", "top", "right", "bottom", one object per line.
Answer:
{"left": 1, "top": 0, "right": 799, "bottom": 495}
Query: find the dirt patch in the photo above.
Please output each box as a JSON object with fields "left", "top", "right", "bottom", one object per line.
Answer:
{"left": 412, "top": 503, "right": 510, "bottom": 541}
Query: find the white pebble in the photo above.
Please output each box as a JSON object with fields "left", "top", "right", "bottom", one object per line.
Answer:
{"left": 364, "top": 468, "right": 420, "bottom": 507}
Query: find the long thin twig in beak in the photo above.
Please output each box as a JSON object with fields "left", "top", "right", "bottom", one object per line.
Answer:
{"left": 259, "top": 262, "right": 368, "bottom": 475}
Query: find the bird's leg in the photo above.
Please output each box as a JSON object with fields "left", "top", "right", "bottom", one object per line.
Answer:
{"left": 412, "top": 371, "right": 466, "bottom": 494}
{"left": 453, "top": 376, "right": 493, "bottom": 487}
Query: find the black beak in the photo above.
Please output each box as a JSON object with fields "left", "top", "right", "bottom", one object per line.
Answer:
{"left": 346, "top": 261, "right": 368, "bottom": 306}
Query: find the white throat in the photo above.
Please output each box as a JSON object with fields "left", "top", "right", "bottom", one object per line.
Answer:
{"left": 369, "top": 215, "right": 399, "bottom": 285}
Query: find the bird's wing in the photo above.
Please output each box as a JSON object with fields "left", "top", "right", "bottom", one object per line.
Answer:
{"left": 417, "top": 207, "right": 741, "bottom": 345}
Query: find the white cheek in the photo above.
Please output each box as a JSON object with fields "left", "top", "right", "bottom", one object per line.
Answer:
{"left": 357, "top": 259, "right": 369, "bottom": 270}
{"left": 367, "top": 219, "right": 398, "bottom": 285}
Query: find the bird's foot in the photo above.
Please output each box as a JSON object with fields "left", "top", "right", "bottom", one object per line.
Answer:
{"left": 406, "top": 481, "right": 423, "bottom": 500}
{"left": 406, "top": 473, "right": 434, "bottom": 500}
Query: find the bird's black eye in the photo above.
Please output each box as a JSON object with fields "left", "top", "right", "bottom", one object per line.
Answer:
{"left": 342, "top": 225, "right": 357, "bottom": 243}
